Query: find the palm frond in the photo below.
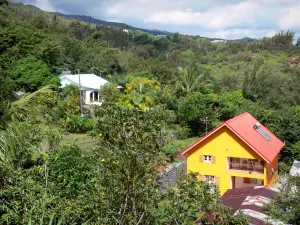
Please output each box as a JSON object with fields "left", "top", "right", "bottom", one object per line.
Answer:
{"left": 0, "top": 85, "right": 56, "bottom": 128}
{"left": 0, "top": 85, "right": 56, "bottom": 173}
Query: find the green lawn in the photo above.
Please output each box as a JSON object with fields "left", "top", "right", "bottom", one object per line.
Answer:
{"left": 61, "top": 133, "right": 98, "bottom": 153}
{"left": 170, "top": 137, "right": 199, "bottom": 150}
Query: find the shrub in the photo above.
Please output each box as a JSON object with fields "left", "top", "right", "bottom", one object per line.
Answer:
{"left": 162, "top": 144, "right": 179, "bottom": 161}
{"left": 59, "top": 115, "right": 94, "bottom": 133}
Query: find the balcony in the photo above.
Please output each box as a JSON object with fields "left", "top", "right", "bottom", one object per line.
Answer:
{"left": 228, "top": 157, "right": 264, "bottom": 174}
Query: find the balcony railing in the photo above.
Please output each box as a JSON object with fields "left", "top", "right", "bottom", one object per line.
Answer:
{"left": 229, "top": 158, "right": 264, "bottom": 174}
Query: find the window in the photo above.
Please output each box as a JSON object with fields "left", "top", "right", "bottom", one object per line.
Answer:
{"left": 204, "top": 155, "right": 212, "bottom": 162}
{"left": 253, "top": 123, "right": 271, "bottom": 141}
{"left": 250, "top": 178, "right": 257, "bottom": 184}
{"left": 90, "top": 91, "right": 99, "bottom": 102}
{"left": 204, "top": 175, "right": 215, "bottom": 185}
{"left": 244, "top": 178, "right": 257, "bottom": 184}
{"left": 244, "top": 177, "right": 250, "bottom": 183}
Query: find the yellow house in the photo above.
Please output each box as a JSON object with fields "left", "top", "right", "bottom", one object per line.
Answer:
{"left": 178, "top": 112, "right": 285, "bottom": 195}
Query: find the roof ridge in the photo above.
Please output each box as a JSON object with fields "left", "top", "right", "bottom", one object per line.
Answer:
{"left": 225, "top": 112, "right": 250, "bottom": 124}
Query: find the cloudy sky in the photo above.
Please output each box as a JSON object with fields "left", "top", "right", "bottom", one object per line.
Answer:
{"left": 17, "top": 0, "right": 300, "bottom": 40}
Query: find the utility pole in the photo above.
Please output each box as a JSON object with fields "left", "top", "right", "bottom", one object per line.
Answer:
{"left": 78, "top": 69, "right": 83, "bottom": 117}
{"left": 200, "top": 117, "right": 209, "bottom": 134}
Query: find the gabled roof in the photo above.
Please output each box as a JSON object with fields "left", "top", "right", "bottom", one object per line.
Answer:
{"left": 179, "top": 112, "right": 285, "bottom": 163}
{"left": 60, "top": 74, "right": 109, "bottom": 90}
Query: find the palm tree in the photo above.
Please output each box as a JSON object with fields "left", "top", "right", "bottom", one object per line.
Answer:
{"left": 176, "top": 65, "right": 211, "bottom": 94}
{"left": 0, "top": 85, "right": 56, "bottom": 174}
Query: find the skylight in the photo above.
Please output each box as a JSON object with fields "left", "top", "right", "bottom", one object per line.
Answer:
{"left": 253, "top": 123, "right": 271, "bottom": 141}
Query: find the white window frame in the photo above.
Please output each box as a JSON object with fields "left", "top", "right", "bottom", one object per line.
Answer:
{"left": 204, "top": 175, "right": 215, "bottom": 185}
{"left": 204, "top": 155, "right": 212, "bottom": 163}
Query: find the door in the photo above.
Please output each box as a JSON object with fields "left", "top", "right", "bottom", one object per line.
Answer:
{"left": 231, "top": 176, "right": 235, "bottom": 189}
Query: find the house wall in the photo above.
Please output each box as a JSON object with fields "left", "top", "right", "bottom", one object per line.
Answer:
{"left": 85, "top": 90, "right": 104, "bottom": 105}
{"left": 265, "top": 155, "right": 279, "bottom": 186}
{"left": 186, "top": 127, "right": 267, "bottom": 195}
{"left": 234, "top": 176, "right": 264, "bottom": 189}
{"left": 60, "top": 77, "right": 103, "bottom": 105}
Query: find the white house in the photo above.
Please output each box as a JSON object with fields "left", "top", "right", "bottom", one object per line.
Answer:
{"left": 60, "top": 73, "right": 109, "bottom": 105}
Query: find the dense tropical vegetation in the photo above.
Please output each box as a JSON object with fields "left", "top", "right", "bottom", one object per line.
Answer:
{"left": 1, "top": 1, "right": 300, "bottom": 224}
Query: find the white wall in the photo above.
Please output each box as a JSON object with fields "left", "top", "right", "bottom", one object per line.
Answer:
{"left": 85, "top": 89, "right": 103, "bottom": 105}
{"left": 60, "top": 78, "right": 103, "bottom": 105}
{"left": 234, "top": 176, "right": 264, "bottom": 189}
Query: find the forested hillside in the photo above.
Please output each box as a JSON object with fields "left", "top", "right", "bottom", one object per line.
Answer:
{"left": 54, "top": 12, "right": 172, "bottom": 36}
{"left": 1, "top": 1, "right": 300, "bottom": 224}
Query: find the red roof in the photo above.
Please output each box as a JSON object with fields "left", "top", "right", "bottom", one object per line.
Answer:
{"left": 220, "top": 186, "right": 280, "bottom": 225}
{"left": 179, "top": 112, "right": 285, "bottom": 163}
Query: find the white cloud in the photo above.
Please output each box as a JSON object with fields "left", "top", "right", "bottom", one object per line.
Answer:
{"left": 107, "top": 1, "right": 261, "bottom": 29}
{"left": 261, "top": 0, "right": 297, "bottom": 4}
{"left": 34, "top": 0, "right": 55, "bottom": 12}
{"left": 278, "top": 4, "right": 300, "bottom": 29}
{"left": 202, "top": 28, "right": 277, "bottom": 40}
{"left": 17, "top": 0, "right": 300, "bottom": 39}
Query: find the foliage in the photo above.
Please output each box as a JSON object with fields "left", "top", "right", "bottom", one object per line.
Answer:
{"left": 0, "top": 144, "right": 100, "bottom": 224}
{"left": 8, "top": 56, "right": 60, "bottom": 92}
{"left": 2, "top": 2, "right": 300, "bottom": 223}
{"left": 92, "top": 103, "right": 165, "bottom": 224}
{"left": 178, "top": 92, "right": 220, "bottom": 135}
{"left": 99, "top": 83, "right": 121, "bottom": 103}
{"left": 151, "top": 172, "right": 217, "bottom": 224}
{"left": 0, "top": 0, "right": 8, "bottom": 5}
{"left": 59, "top": 115, "right": 94, "bottom": 133}
{"left": 176, "top": 65, "right": 211, "bottom": 94}
{"left": 219, "top": 90, "right": 253, "bottom": 121}
{"left": 57, "top": 84, "right": 80, "bottom": 117}
{"left": 0, "top": 86, "right": 56, "bottom": 175}
{"left": 271, "top": 30, "right": 295, "bottom": 50}
{"left": 118, "top": 76, "right": 160, "bottom": 110}
{"left": 266, "top": 176, "right": 300, "bottom": 224}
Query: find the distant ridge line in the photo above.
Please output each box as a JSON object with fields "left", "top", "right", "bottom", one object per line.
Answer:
{"left": 53, "top": 12, "right": 173, "bottom": 36}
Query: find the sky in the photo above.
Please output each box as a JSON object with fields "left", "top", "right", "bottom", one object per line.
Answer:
{"left": 16, "top": 0, "right": 300, "bottom": 40}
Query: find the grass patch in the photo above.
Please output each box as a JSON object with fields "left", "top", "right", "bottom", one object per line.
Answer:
{"left": 61, "top": 133, "right": 98, "bottom": 153}
{"left": 170, "top": 137, "right": 199, "bottom": 151}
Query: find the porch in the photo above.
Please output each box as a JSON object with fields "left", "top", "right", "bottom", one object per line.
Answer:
{"left": 230, "top": 176, "right": 264, "bottom": 189}
{"left": 228, "top": 157, "right": 264, "bottom": 174}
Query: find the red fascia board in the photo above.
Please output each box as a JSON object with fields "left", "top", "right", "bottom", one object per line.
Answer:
{"left": 178, "top": 122, "right": 226, "bottom": 156}
{"left": 178, "top": 122, "right": 278, "bottom": 163}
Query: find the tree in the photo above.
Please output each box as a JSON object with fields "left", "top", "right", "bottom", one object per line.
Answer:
{"left": 0, "top": 86, "right": 56, "bottom": 176}
{"left": 92, "top": 103, "right": 166, "bottom": 224}
{"left": 92, "top": 104, "right": 241, "bottom": 224}
{"left": 219, "top": 90, "right": 253, "bottom": 121}
{"left": 0, "top": 0, "right": 8, "bottom": 6}
{"left": 0, "top": 70, "right": 16, "bottom": 109}
{"left": 0, "top": 144, "right": 100, "bottom": 224}
{"left": 178, "top": 93, "right": 220, "bottom": 135}
{"left": 176, "top": 65, "right": 211, "bottom": 94}
{"left": 35, "top": 36, "right": 61, "bottom": 70}
{"left": 57, "top": 84, "right": 80, "bottom": 117}
{"left": 99, "top": 83, "right": 121, "bottom": 103}
{"left": 272, "top": 31, "right": 295, "bottom": 50}
{"left": 266, "top": 176, "right": 300, "bottom": 224}
{"left": 60, "top": 36, "right": 84, "bottom": 71}
{"left": 118, "top": 76, "right": 160, "bottom": 110}
{"left": 153, "top": 37, "right": 170, "bottom": 51}
{"left": 151, "top": 172, "right": 218, "bottom": 224}
{"left": 8, "top": 56, "right": 59, "bottom": 92}
{"left": 296, "top": 37, "right": 300, "bottom": 48}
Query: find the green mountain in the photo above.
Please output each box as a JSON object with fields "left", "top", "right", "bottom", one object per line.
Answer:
{"left": 54, "top": 12, "right": 173, "bottom": 36}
